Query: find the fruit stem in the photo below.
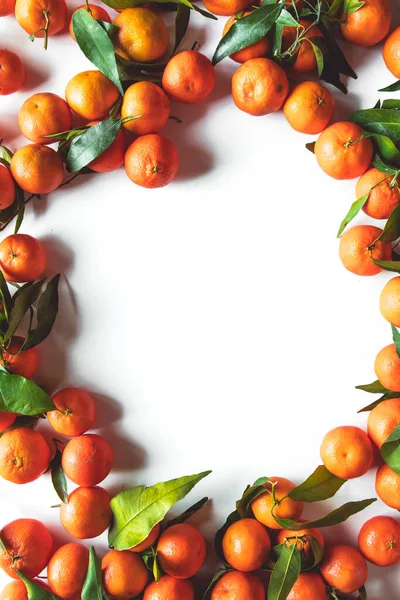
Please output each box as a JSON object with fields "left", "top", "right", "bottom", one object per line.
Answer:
{"left": 29, "top": 10, "right": 50, "bottom": 51}
{"left": 85, "top": 0, "right": 93, "bottom": 15}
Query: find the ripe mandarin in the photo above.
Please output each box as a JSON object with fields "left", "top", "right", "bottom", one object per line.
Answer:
{"left": 283, "top": 81, "right": 335, "bottom": 134}
{"left": 102, "top": 550, "right": 149, "bottom": 600}
{"left": 320, "top": 425, "right": 374, "bottom": 480}
{"left": 380, "top": 277, "right": 400, "bottom": 326}
{"left": 157, "top": 523, "right": 206, "bottom": 579}
{"left": 375, "top": 463, "right": 400, "bottom": 510}
{"left": 0, "top": 0, "right": 15, "bottom": 16}
{"left": 62, "top": 433, "right": 114, "bottom": 487}
{"left": 65, "top": 71, "right": 120, "bottom": 120}
{"left": 0, "top": 411, "right": 16, "bottom": 433}
{"left": 251, "top": 476, "right": 304, "bottom": 529}
{"left": 0, "top": 518, "right": 53, "bottom": 579}
{"left": 203, "top": 0, "right": 250, "bottom": 16}
{"left": 368, "top": 397, "right": 400, "bottom": 447}
{"left": 320, "top": 545, "right": 368, "bottom": 594}
{"left": 18, "top": 92, "right": 72, "bottom": 145}
{"left": 222, "top": 517, "right": 271, "bottom": 572}
{"left": 47, "top": 542, "right": 89, "bottom": 600}
{"left": 287, "top": 572, "right": 329, "bottom": 600}
{"left": 47, "top": 387, "right": 96, "bottom": 437}
{"left": 276, "top": 523, "right": 324, "bottom": 561}
{"left": 15, "top": 0, "right": 67, "bottom": 38}
{"left": 356, "top": 168, "right": 400, "bottom": 220}
{"left": 383, "top": 25, "right": 400, "bottom": 78}
{"left": 0, "top": 428, "right": 50, "bottom": 484}
{"left": 359, "top": 515, "right": 400, "bottom": 566}
{"left": 121, "top": 82, "right": 170, "bottom": 135}
{"left": 1, "top": 336, "right": 39, "bottom": 378}
{"left": 211, "top": 571, "right": 265, "bottom": 600}
{"left": 162, "top": 50, "right": 216, "bottom": 104}
{"left": 0, "top": 234, "right": 47, "bottom": 283}
{"left": 10, "top": 144, "right": 64, "bottom": 195}
{"left": 341, "top": 0, "right": 391, "bottom": 47}
{"left": 0, "top": 165, "right": 15, "bottom": 210}
{"left": 339, "top": 225, "right": 391, "bottom": 276}
{"left": 60, "top": 486, "right": 112, "bottom": 539}
{"left": 113, "top": 7, "right": 169, "bottom": 63}
{"left": 375, "top": 344, "right": 400, "bottom": 392}
{"left": 0, "top": 49, "right": 25, "bottom": 95}
{"left": 125, "top": 134, "right": 179, "bottom": 189}
{"left": 143, "top": 575, "right": 195, "bottom": 600}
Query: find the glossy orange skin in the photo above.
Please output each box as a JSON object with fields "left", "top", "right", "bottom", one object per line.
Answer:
{"left": 276, "top": 523, "right": 324, "bottom": 561}
{"left": 356, "top": 168, "right": 400, "bottom": 219}
{"left": 10, "top": 144, "right": 64, "bottom": 195}
{"left": 157, "top": 523, "right": 206, "bottom": 579}
{"left": 1, "top": 335, "right": 39, "bottom": 378}
{"left": 282, "top": 19, "right": 323, "bottom": 73}
{"left": 375, "top": 344, "right": 400, "bottom": 392}
{"left": 315, "top": 122, "right": 373, "bottom": 180}
{"left": 0, "top": 428, "right": 51, "bottom": 484}
{"left": 320, "top": 545, "right": 368, "bottom": 594}
{"left": 251, "top": 477, "right": 304, "bottom": 530}
{"left": 211, "top": 571, "right": 265, "bottom": 600}
{"left": 47, "top": 387, "right": 96, "bottom": 437}
{"left": 339, "top": 225, "right": 391, "bottom": 276}
{"left": 65, "top": 71, "right": 120, "bottom": 121}
{"left": 60, "top": 486, "right": 112, "bottom": 539}
{"left": 69, "top": 4, "right": 111, "bottom": 40}
{"left": 86, "top": 121, "right": 125, "bottom": 173}
{"left": 0, "top": 165, "right": 15, "bottom": 210}
{"left": 375, "top": 463, "right": 400, "bottom": 510}
{"left": 125, "top": 134, "right": 179, "bottom": 189}
{"left": 203, "top": 0, "right": 249, "bottom": 16}
{"left": 380, "top": 277, "right": 400, "bottom": 326}
{"left": 0, "top": 234, "right": 47, "bottom": 283}
{"left": 283, "top": 81, "right": 334, "bottom": 134}
{"left": 47, "top": 542, "right": 89, "bottom": 600}
{"left": 113, "top": 8, "right": 168, "bottom": 63}
{"left": 143, "top": 575, "right": 195, "bottom": 600}
{"left": 129, "top": 523, "right": 160, "bottom": 552}
{"left": 287, "top": 572, "right": 329, "bottom": 600}
{"left": 368, "top": 397, "right": 400, "bottom": 447}
{"left": 383, "top": 26, "right": 400, "bottom": 78}
{"left": 15, "top": 0, "right": 67, "bottom": 37}
{"left": 121, "top": 82, "right": 170, "bottom": 135}
{"left": 18, "top": 93, "right": 72, "bottom": 145}
{"left": 223, "top": 12, "right": 270, "bottom": 63}
{"left": 0, "top": 579, "right": 52, "bottom": 599}
{"left": 232, "top": 58, "right": 289, "bottom": 116}
{"left": 222, "top": 518, "right": 271, "bottom": 572}
{"left": 320, "top": 425, "right": 373, "bottom": 479}
{"left": 102, "top": 550, "right": 148, "bottom": 600}
{"left": 0, "top": 0, "right": 16, "bottom": 16}
{"left": 0, "top": 49, "right": 25, "bottom": 95}
{"left": 341, "top": 0, "right": 391, "bottom": 47}
{"left": 62, "top": 433, "right": 113, "bottom": 487}
{"left": 0, "top": 518, "right": 53, "bottom": 579}
{"left": 0, "top": 411, "right": 16, "bottom": 433}
{"left": 162, "top": 51, "right": 216, "bottom": 105}
{"left": 359, "top": 515, "right": 400, "bottom": 566}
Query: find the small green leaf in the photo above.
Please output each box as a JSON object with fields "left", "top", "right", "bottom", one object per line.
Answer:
{"left": 66, "top": 120, "right": 122, "bottom": 173}
{"left": 274, "top": 498, "right": 376, "bottom": 530}
{"left": 253, "top": 476, "right": 270, "bottom": 486}
{"left": 310, "top": 38, "right": 324, "bottom": 77}
{"left": 236, "top": 481, "right": 269, "bottom": 518}
{"left": 373, "top": 154, "right": 399, "bottom": 175}
{"left": 276, "top": 8, "right": 300, "bottom": 26}
{"left": 288, "top": 465, "right": 346, "bottom": 503}
{"left": 382, "top": 100, "right": 400, "bottom": 110}
{"left": 350, "top": 109, "right": 400, "bottom": 146}
{"left": 166, "top": 496, "right": 208, "bottom": 528}
{"left": 328, "top": 0, "right": 344, "bottom": 16}
{"left": 0, "top": 269, "right": 12, "bottom": 321}
{"left": 16, "top": 571, "right": 61, "bottom": 600}
{"left": 152, "top": 552, "right": 162, "bottom": 582}
{"left": 375, "top": 205, "right": 400, "bottom": 243}
{"left": 23, "top": 275, "right": 60, "bottom": 350}
{"left": 267, "top": 542, "right": 301, "bottom": 600}
{"left": 3, "top": 279, "right": 45, "bottom": 344}
{"left": 392, "top": 324, "right": 400, "bottom": 360}
{"left": 381, "top": 423, "right": 400, "bottom": 475}
{"left": 98, "top": 20, "right": 118, "bottom": 36}
{"left": 305, "top": 537, "right": 324, "bottom": 570}
{"left": 379, "top": 80, "right": 400, "bottom": 93}
{"left": 356, "top": 380, "right": 387, "bottom": 394}
{"left": 203, "top": 569, "right": 228, "bottom": 600}
{"left": 82, "top": 547, "right": 103, "bottom": 600}
{"left": 50, "top": 448, "right": 68, "bottom": 504}
{"left": 0, "top": 145, "right": 13, "bottom": 165}
{"left": 358, "top": 396, "right": 388, "bottom": 412}
{"left": 344, "top": 0, "right": 365, "bottom": 14}
{"left": 370, "top": 258, "right": 400, "bottom": 273}
{"left": 0, "top": 370, "right": 56, "bottom": 415}
{"left": 174, "top": 5, "right": 191, "bottom": 51}
{"left": 337, "top": 193, "right": 369, "bottom": 237}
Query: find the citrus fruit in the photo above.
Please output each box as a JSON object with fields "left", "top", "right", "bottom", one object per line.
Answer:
{"left": 129, "top": 523, "right": 160, "bottom": 552}
{"left": 102, "top": 550, "right": 149, "bottom": 600}
{"left": 341, "top": 0, "right": 391, "bottom": 47}
{"left": 0, "top": 428, "right": 51, "bottom": 484}
{"left": 0, "top": 49, "right": 25, "bottom": 95}
{"left": 0, "top": 0, "right": 16, "bottom": 16}
{"left": 70, "top": 4, "right": 111, "bottom": 40}
{"left": 359, "top": 515, "right": 400, "bottom": 566}
{"left": 368, "top": 397, "right": 400, "bottom": 447}
{"left": 47, "top": 387, "right": 96, "bottom": 437}
{"left": 210, "top": 571, "right": 265, "bottom": 600}
{"left": 380, "top": 277, "right": 400, "bottom": 326}
{"left": 320, "top": 425, "right": 374, "bottom": 479}
{"left": 157, "top": 523, "right": 206, "bottom": 579}
{"left": 1, "top": 335, "right": 39, "bottom": 378}
{"left": 10, "top": 144, "right": 64, "bottom": 195}
{"left": 0, "top": 165, "right": 15, "bottom": 210}
{"left": 320, "top": 544, "right": 368, "bottom": 594}
{"left": 315, "top": 121, "right": 373, "bottom": 180}
{"left": 0, "top": 411, "right": 16, "bottom": 433}
{"left": 375, "top": 344, "right": 400, "bottom": 392}
{"left": 125, "top": 134, "right": 179, "bottom": 189}
{"left": 282, "top": 19, "right": 323, "bottom": 73}
{"left": 283, "top": 81, "right": 335, "bottom": 134}
{"left": 276, "top": 523, "right": 324, "bottom": 561}
{"left": 65, "top": 71, "right": 120, "bottom": 120}
{"left": 143, "top": 575, "right": 195, "bottom": 600}
{"left": 338, "top": 225, "right": 391, "bottom": 276}
{"left": 356, "top": 168, "right": 400, "bottom": 219}
{"left": 113, "top": 7, "right": 169, "bottom": 63}
{"left": 18, "top": 92, "right": 72, "bottom": 145}
{"left": 287, "top": 572, "right": 328, "bottom": 600}
{"left": 203, "top": 0, "right": 250, "bottom": 16}
{"left": 222, "top": 12, "right": 270, "bottom": 63}
{"left": 0, "top": 518, "right": 53, "bottom": 579}
{"left": 0, "top": 579, "right": 52, "bottom": 599}
{"left": 375, "top": 463, "right": 400, "bottom": 510}
{"left": 162, "top": 50, "right": 216, "bottom": 104}
{"left": 121, "top": 82, "right": 170, "bottom": 135}
{"left": 251, "top": 476, "right": 304, "bottom": 529}
{"left": 61, "top": 433, "right": 114, "bottom": 486}
{"left": 383, "top": 25, "right": 400, "bottom": 78}
{"left": 0, "top": 233, "right": 47, "bottom": 283}
{"left": 60, "top": 486, "right": 112, "bottom": 539}
{"left": 47, "top": 542, "right": 89, "bottom": 600}
{"left": 86, "top": 121, "right": 125, "bottom": 173}
{"left": 222, "top": 517, "right": 271, "bottom": 572}
{"left": 231, "top": 57, "right": 289, "bottom": 116}
{"left": 15, "top": 0, "right": 67, "bottom": 38}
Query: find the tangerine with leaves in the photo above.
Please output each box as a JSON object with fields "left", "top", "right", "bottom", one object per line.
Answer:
{"left": 0, "top": 411, "right": 16, "bottom": 433}
{"left": 276, "top": 523, "right": 324, "bottom": 561}
{"left": 383, "top": 25, "right": 400, "bottom": 79}
{"left": 18, "top": 92, "right": 72, "bottom": 145}
{"left": 162, "top": 50, "right": 216, "bottom": 105}
{"left": 320, "top": 544, "right": 368, "bottom": 594}
{"left": 282, "top": 19, "right": 323, "bottom": 73}
{"left": 251, "top": 477, "right": 304, "bottom": 530}
{"left": 287, "top": 572, "right": 329, "bottom": 600}
{"left": 47, "top": 542, "right": 89, "bottom": 600}
{"left": 60, "top": 486, "right": 112, "bottom": 539}
{"left": 1, "top": 336, "right": 39, "bottom": 378}
{"left": 113, "top": 7, "right": 169, "bottom": 63}
{"left": 121, "top": 82, "right": 170, "bottom": 136}
{"left": 65, "top": 71, "right": 120, "bottom": 121}
{"left": 375, "top": 463, "right": 400, "bottom": 510}
{"left": 47, "top": 387, "right": 96, "bottom": 437}
{"left": 222, "top": 12, "right": 270, "bottom": 63}
{"left": 380, "top": 277, "right": 400, "bottom": 327}
{"left": 10, "top": 144, "right": 64, "bottom": 195}
{"left": 102, "top": 550, "right": 149, "bottom": 600}
{"left": 0, "top": 518, "right": 53, "bottom": 579}
{"left": 368, "top": 397, "right": 400, "bottom": 447}
{"left": 0, "top": 165, "right": 15, "bottom": 210}
{"left": 15, "top": 0, "right": 67, "bottom": 42}
{"left": 157, "top": 523, "right": 206, "bottom": 579}
{"left": 0, "top": 49, "right": 25, "bottom": 95}
{"left": 359, "top": 515, "right": 400, "bottom": 566}
{"left": 129, "top": 523, "right": 160, "bottom": 553}
{"left": 339, "top": 225, "right": 391, "bottom": 276}
{"left": 232, "top": 58, "right": 289, "bottom": 116}
{"left": 341, "top": 0, "right": 391, "bottom": 47}
{"left": 69, "top": 4, "right": 111, "bottom": 40}
{"left": 375, "top": 344, "right": 400, "bottom": 392}
{"left": 283, "top": 81, "right": 335, "bottom": 134}
{"left": 62, "top": 433, "right": 113, "bottom": 487}
{"left": 222, "top": 518, "right": 271, "bottom": 572}
{"left": 0, "top": 427, "right": 51, "bottom": 484}
{"left": 211, "top": 571, "right": 265, "bottom": 600}
{"left": 125, "top": 134, "right": 179, "bottom": 189}
{"left": 356, "top": 168, "right": 400, "bottom": 219}
{"left": 86, "top": 121, "right": 125, "bottom": 173}
{"left": 0, "top": 234, "right": 47, "bottom": 283}
{"left": 0, "top": 0, "right": 15, "bottom": 16}
{"left": 320, "top": 425, "right": 374, "bottom": 479}
{"left": 143, "top": 575, "right": 195, "bottom": 600}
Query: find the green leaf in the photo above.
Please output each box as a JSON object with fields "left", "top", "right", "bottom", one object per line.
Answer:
{"left": 214, "top": 510, "right": 241, "bottom": 563}
{"left": 357, "top": 585, "right": 367, "bottom": 600}
{"left": 0, "top": 269, "right": 12, "bottom": 321}
{"left": 203, "top": 569, "right": 228, "bottom": 600}
{"left": 98, "top": 20, "right": 118, "bottom": 36}
{"left": 381, "top": 424, "right": 400, "bottom": 475}
{"left": 16, "top": 571, "right": 61, "bottom": 600}
{"left": 350, "top": 109, "right": 400, "bottom": 146}
{"left": 274, "top": 498, "right": 376, "bottom": 530}
{"left": 23, "top": 275, "right": 60, "bottom": 350}
{"left": 328, "top": 0, "right": 344, "bottom": 17}
{"left": 72, "top": 9, "right": 123, "bottom": 95}
{"left": 382, "top": 100, "right": 400, "bottom": 110}
{"left": 66, "top": 120, "right": 122, "bottom": 173}
{"left": 42, "top": 127, "right": 89, "bottom": 142}
{"left": 267, "top": 543, "right": 301, "bottom": 600}
{"left": 373, "top": 154, "right": 398, "bottom": 175}
{"left": 253, "top": 476, "right": 270, "bottom": 486}
{"left": 392, "top": 324, "right": 400, "bottom": 360}
{"left": 379, "top": 80, "right": 400, "bottom": 93}
{"left": 0, "top": 145, "right": 13, "bottom": 165}
{"left": 4, "top": 279, "right": 45, "bottom": 344}
{"left": 13, "top": 186, "right": 25, "bottom": 235}
{"left": 82, "top": 547, "right": 103, "bottom": 600}
{"left": 288, "top": 466, "right": 346, "bottom": 502}
{"left": 236, "top": 482, "right": 268, "bottom": 518}
{"left": 371, "top": 258, "right": 400, "bottom": 273}
{"left": 309, "top": 38, "right": 324, "bottom": 78}
{"left": 174, "top": 4, "right": 191, "bottom": 51}
{"left": 375, "top": 205, "right": 400, "bottom": 243}
{"left": 337, "top": 193, "right": 369, "bottom": 237}
{"left": 358, "top": 395, "right": 387, "bottom": 412}
{"left": 166, "top": 496, "right": 208, "bottom": 528}
{"left": 102, "top": 0, "right": 216, "bottom": 19}
{"left": 212, "top": 4, "right": 283, "bottom": 65}
{"left": 344, "top": 0, "right": 365, "bottom": 14}
{"left": 153, "top": 552, "right": 162, "bottom": 582}
{"left": 276, "top": 8, "right": 299, "bottom": 26}
{"left": 0, "top": 370, "right": 56, "bottom": 415}
{"left": 108, "top": 470, "right": 211, "bottom": 550}
{"left": 272, "top": 20, "right": 284, "bottom": 57}
{"left": 50, "top": 448, "right": 68, "bottom": 505}
{"left": 361, "top": 131, "right": 400, "bottom": 162}
{"left": 305, "top": 537, "right": 324, "bottom": 570}
{"left": 356, "top": 380, "right": 387, "bottom": 393}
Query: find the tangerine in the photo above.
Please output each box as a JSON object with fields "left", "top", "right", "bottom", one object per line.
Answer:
{"left": 0, "top": 518, "right": 53, "bottom": 579}
{"left": 287, "top": 572, "right": 329, "bottom": 600}
{"left": 157, "top": 523, "right": 206, "bottom": 579}
{"left": 375, "top": 463, "right": 400, "bottom": 510}
{"left": 320, "top": 425, "right": 374, "bottom": 479}
{"left": 276, "top": 523, "right": 324, "bottom": 561}
{"left": 380, "top": 277, "right": 400, "bottom": 327}
{"left": 368, "top": 397, "right": 400, "bottom": 447}
{"left": 203, "top": 0, "right": 250, "bottom": 16}
{"left": 211, "top": 571, "right": 265, "bottom": 600}
{"left": 0, "top": 234, "right": 47, "bottom": 283}
{"left": 339, "top": 225, "right": 391, "bottom": 276}
{"left": 102, "top": 550, "right": 149, "bottom": 600}
{"left": 15, "top": 0, "right": 67, "bottom": 38}
{"left": 383, "top": 25, "right": 400, "bottom": 78}
{"left": 61, "top": 433, "right": 114, "bottom": 487}
{"left": 0, "top": 428, "right": 50, "bottom": 484}
{"left": 18, "top": 92, "right": 72, "bottom": 145}
{"left": 47, "top": 387, "right": 96, "bottom": 437}
{"left": 0, "top": 0, "right": 16, "bottom": 16}
{"left": 113, "top": 7, "right": 169, "bottom": 63}
{"left": 283, "top": 81, "right": 335, "bottom": 134}
{"left": 341, "top": 0, "right": 391, "bottom": 47}
{"left": 358, "top": 515, "right": 400, "bottom": 566}
{"left": 125, "top": 134, "right": 179, "bottom": 189}
{"left": 143, "top": 575, "right": 194, "bottom": 600}
{"left": 0, "top": 49, "right": 25, "bottom": 95}
{"left": 10, "top": 144, "right": 64, "bottom": 195}
{"left": 0, "top": 165, "right": 15, "bottom": 210}
{"left": 356, "top": 168, "right": 400, "bottom": 219}
{"left": 375, "top": 344, "right": 400, "bottom": 392}
{"left": 60, "top": 486, "right": 112, "bottom": 539}
{"left": 65, "top": 71, "right": 120, "bottom": 120}
{"left": 162, "top": 50, "right": 216, "bottom": 104}
{"left": 232, "top": 57, "right": 288, "bottom": 116}
{"left": 0, "top": 411, "right": 16, "bottom": 433}
{"left": 320, "top": 544, "right": 368, "bottom": 594}
{"left": 282, "top": 19, "right": 323, "bottom": 73}
{"left": 47, "top": 542, "right": 89, "bottom": 600}
{"left": 1, "top": 335, "right": 39, "bottom": 378}
{"left": 121, "top": 82, "right": 170, "bottom": 135}
{"left": 222, "top": 518, "right": 271, "bottom": 572}
{"left": 251, "top": 477, "right": 304, "bottom": 530}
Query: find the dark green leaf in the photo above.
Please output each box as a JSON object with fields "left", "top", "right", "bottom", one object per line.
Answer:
{"left": 371, "top": 258, "right": 400, "bottom": 273}
{"left": 356, "top": 380, "right": 389, "bottom": 394}
{"left": 174, "top": 4, "right": 191, "bottom": 51}
{"left": 379, "top": 80, "right": 400, "bottom": 93}
{"left": 375, "top": 205, "right": 400, "bottom": 243}
{"left": 14, "top": 187, "right": 25, "bottom": 235}
{"left": 23, "top": 275, "right": 60, "bottom": 350}
{"left": 350, "top": 109, "right": 400, "bottom": 145}
{"left": 361, "top": 131, "right": 400, "bottom": 162}
{"left": 166, "top": 496, "right": 208, "bottom": 527}
{"left": 337, "top": 193, "right": 369, "bottom": 237}
{"left": 344, "top": 0, "right": 365, "bottom": 14}
{"left": 203, "top": 569, "right": 228, "bottom": 600}
{"left": 381, "top": 423, "right": 400, "bottom": 475}
{"left": 16, "top": 571, "right": 61, "bottom": 600}
{"left": 374, "top": 154, "right": 399, "bottom": 175}
{"left": 214, "top": 510, "right": 241, "bottom": 562}
{"left": 319, "top": 20, "right": 356, "bottom": 79}
{"left": 309, "top": 38, "right": 324, "bottom": 77}
{"left": 306, "top": 537, "right": 324, "bottom": 570}
{"left": 392, "top": 324, "right": 400, "bottom": 360}
{"left": 357, "top": 585, "right": 367, "bottom": 600}
{"left": 50, "top": 448, "right": 68, "bottom": 504}
{"left": 0, "top": 370, "right": 56, "bottom": 415}
{"left": 82, "top": 547, "right": 103, "bottom": 600}
{"left": 98, "top": 21, "right": 118, "bottom": 36}
{"left": 4, "top": 279, "right": 45, "bottom": 344}
{"left": 236, "top": 482, "right": 268, "bottom": 518}
{"left": 268, "top": 543, "right": 301, "bottom": 600}
{"left": 0, "top": 269, "right": 12, "bottom": 321}
{"left": 358, "top": 396, "right": 387, "bottom": 412}
{"left": 272, "top": 21, "right": 284, "bottom": 57}
{"left": 42, "top": 127, "right": 89, "bottom": 142}
{"left": 253, "top": 476, "right": 270, "bottom": 486}
{"left": 274, "top": 498, "right": 376, "bottom": 530}
{"left": 382, "top": 100, "right": 400, "bottom": 110}
{"left": 276, "top": 8, "right": 299, "bottom": 26}
{"left": 66, "top": 120, "right": 122, "bottom": 173}
{"left": 288, "top": 466, "right": 346, "bottom": 502}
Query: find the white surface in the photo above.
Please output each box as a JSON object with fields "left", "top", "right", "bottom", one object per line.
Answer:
{"left": 1, "top": 1, "right": 400, "bottom": 597}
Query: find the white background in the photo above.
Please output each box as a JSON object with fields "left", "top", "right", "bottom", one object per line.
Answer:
{"left": 1, "top": 1, "right": 400, "bottom": 597}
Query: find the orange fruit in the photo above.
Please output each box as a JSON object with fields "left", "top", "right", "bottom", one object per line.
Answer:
{"left": 143, "top": 575, "right": 194, "bottom": 600}
{"left": 320, "top": 425, "right": 374, "bottom": 479}
{"left": 65, "top": 71, "right": 120, "bottom": 120}
{"left": 0, "top": 411, "right": 16, "bottom": 433}
{"left": 0, "top": 0, "right": 16, "bottom": 16}
{"left": 162, "top": 50, "right": 216, "bottom": 105}
{"left": 61, "top": 433, "right": 114, "bottom": 487}
{"left": 356, "top": 167, "right": 400, "bottom": 219}
{"left": 380, "top": 277, "right": 400, "bottom": 326}
{"left": 276, "top": 523, "right": 324, "bottom": 561}
{"left": 222, "top": 518, "right": 271, "bottom": 572}
{"left": 121, "top": 82, "right": 170, "bottom": 135}
{"left": 251, "top": 477, "right": 304, "bottom": 530}
{"left": 157, "top": 523, "right": 206, "bottom": 579}
{"left": 47, "top": 387, "right": 96, "bottom": 437}
{"left": 283, "top": 81, "right": 335, "bottom": 134}
{"left": 0, "top": 165, "right": 15, "bottom": 210}
{"left": 203, "top": 0, "right": 250, "bottom": 16}
{"left": 0, "top": 518, "right": 53, "bottom": 579}
{"left": 47, "top": 542, "right": 89, "bottom": 600}
{"left": 282, "top": 19, "right": 323, "bottom": 73}
{"left": 102, "top": 550, "right": 148, "bottom": 600}
{"left": 15, "top": 0, "right": 67, "bottom": 38}
{"left": 287, "top": 572, "right": 329, "bottom": 600}
{"left": 0, "top": 428, "right": 50, "bottom": 484}
{"left": 129, "top": 523, "right": 160, "bottom": 552}
{"left": 18, "top": 92, "right": 72, "bottom": 145}
{"left": 0, "top": 233, "right": 47, "bottom": 283}
{"left": 383, "top": 25, "right": 400, "bottom": 78}
{"left": 60, "top": 486, "right": 112, "bottom": 539}
{"left": 211, "top": 571, "right": 265, "bottom": 600}
{"left": 231, "top": 58, "right": 289, "bottom": 116}
{"left": 368, "top": 397, "right": 400, "bottom": 447}
{"left": 315, "top": 121, "right": 373, "bottom": 180}
{"left": 1, "top": 335, "right": 39, "bottom": 378}
{"left": 86, "top": 121, "right": 125, "bottom": 173}
{"left": 359, "top": 515, "right": 400, "bottom": 566}
{"left": 375, "top": 463, "right": 400, "bottom": 510}
{"left": 69, "top": 4, "right": 111, "bottom": 40}
{"left": 375, "top": 344, "right": 400, "bottom": 392}
{"left": 0, "top": 49, "right": 25, "bottom": 95}
{"left": 0, "top": 580, "right": 52, "bottom": 599}
{"left": 125, "top": 134, "right": 179, "bottom": 189}
{"left": 320, "top": 544, "right": 368, "bottom": 594}
{"left": 341, "top": 0, "right": 391, "bottom": 47}
{"left": 113, "top": 7, "right": 169, "bottom": 63}
{"left": 222, "top": 12, "right": 270, "bottom": 63}
{"left": 10, "top": 144, "right": 64, "bottom": 195}
{"left": 339, "top": 225, "right": 391, "bottom": 276}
